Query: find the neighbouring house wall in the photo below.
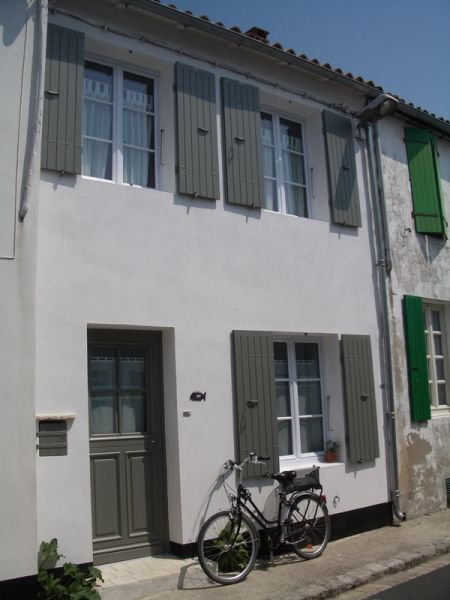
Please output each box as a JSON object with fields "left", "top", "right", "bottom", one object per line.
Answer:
{"left": 379, "top": 116, "right": 450, "bottom": 517}
{"left": 0, "top": 1, "right": 39, "bottom": 582}
{"left": 33, "top": 4, "right": 391, "bottom": 564}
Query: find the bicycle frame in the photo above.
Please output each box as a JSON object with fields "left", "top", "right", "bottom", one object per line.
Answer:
{"left": 227, "top": 455, "right": 296, "bottom": 541}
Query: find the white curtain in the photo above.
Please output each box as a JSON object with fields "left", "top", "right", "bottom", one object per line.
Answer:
{"left": 82, "top": 99, "right": 112, "bottom": 179}
{"left": 123, "top": 110, "right": 153, "bottom": 186}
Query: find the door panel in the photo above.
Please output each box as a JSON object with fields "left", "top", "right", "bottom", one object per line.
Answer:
{"left": 91, "top": 452, "right": 122, "bottom": 541}
{"left": 88, "top": 330, "right": 167, "bottom": 564}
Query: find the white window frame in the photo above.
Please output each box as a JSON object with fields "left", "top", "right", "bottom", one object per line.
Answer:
{"left": 260, "top": 109, "right": 310, "bottom": 218}
{"left": 82, "top": 55, "right": 160, "bottom": 189}
{"left": 424, "top": 303, "right": 449, "bottom": 413}
{"left": 274, "top": 337, "right": 326, "bottom": 462}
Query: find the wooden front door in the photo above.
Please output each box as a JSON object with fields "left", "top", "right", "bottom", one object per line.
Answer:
{"left": 88, "top": 330, "right": 167, "bottom": 564}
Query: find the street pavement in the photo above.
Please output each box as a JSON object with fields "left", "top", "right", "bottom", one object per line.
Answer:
{"left": 335, "top": 554, "right": 450, "bottom": 599}
{"left": 99, "top": 508, "right": 450, "bottom": 600}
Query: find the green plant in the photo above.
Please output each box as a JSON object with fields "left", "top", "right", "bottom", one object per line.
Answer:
{"left": 38, "top": 539, "right": 103, "bottom": 600}
{"left": 325, "top": 440, "right": 339, "bottom": 453}
{"left": 213, "top": 520, "right": 250, "bottom": 573}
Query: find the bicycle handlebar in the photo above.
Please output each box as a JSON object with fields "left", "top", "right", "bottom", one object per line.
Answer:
{"left": 224, "top": 453, "right": 270, "bottom": 484}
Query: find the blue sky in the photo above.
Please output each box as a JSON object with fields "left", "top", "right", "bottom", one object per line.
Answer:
{"left": 169, "top": 0, "right": 450, "bottom": 120}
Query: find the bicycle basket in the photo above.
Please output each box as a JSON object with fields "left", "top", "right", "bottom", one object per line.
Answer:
{"left": 282, "top": 467, "right": 321, "bottom": 494}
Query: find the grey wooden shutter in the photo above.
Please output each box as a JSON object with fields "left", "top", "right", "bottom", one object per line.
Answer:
{"left": 221, "top": 79, "right": 264, "bottom": 208}
{"left": 323, "top": 110, "right": 361, "bottom": 227}
{"left": 41, "top": 24, "right": 84, "bottom": 174}
{"left": 175, "top": 63, "right": 219, "bottom": 199}
{"left": 341, "top": 335, "right": 379, "bottom": 463}
{"left": 233, "top": 331, "right": 279, "bottom": 476}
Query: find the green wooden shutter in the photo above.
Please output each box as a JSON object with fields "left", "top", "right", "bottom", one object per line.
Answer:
{"left": 405, "top": 128, "right": 447, "bottom": 239}
{"left": 233, "top": 331, "right": 279, "bottom": 476}
{"left": 41, "top": 24, "right": 84, "bottom": 174}
{"left": 341, "top": 335, "right": 380, "bottom": 463}
{"left": 403, "top": 295, "right": 431, "bottom": 421}
{"left": 175, "top": 63, "right": 219, "bottom": 199}
{"left": 323, "top": 110, "right": 361, "bottom": 227}
{"left": 221, "top": 79, "right": 264, "bottom": 208}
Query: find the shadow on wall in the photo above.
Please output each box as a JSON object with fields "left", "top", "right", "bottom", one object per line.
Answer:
{"left": 0, "top": 0, "right": 34, "bottom": 47}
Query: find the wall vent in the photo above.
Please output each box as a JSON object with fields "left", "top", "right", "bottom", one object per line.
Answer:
{"left": 446, "top": 478, "right": 450, "bottom": 507}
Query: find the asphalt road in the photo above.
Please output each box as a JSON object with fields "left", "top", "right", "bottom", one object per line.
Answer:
{"left": 366, "top": 563, "right": 450, "bottom": 599}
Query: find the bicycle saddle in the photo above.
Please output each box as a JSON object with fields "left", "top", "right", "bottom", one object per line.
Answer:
{"left": 272, "top": 470, "right": 297, "bottom": 484}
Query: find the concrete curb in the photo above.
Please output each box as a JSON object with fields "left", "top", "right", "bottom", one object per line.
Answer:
{"left": 279, "top": 537, "right": 450, "bottom": 600}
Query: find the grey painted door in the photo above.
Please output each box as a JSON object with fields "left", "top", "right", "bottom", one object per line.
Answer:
{"left": 88, "top": 330, "right": 167, "bottom": 564}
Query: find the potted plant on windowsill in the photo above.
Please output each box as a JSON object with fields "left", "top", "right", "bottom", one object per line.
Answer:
{"left": 324, "top": 440, "right": 339, "bottom": 463}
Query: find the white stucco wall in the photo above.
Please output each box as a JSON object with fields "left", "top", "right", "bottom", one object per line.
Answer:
{"left": 30, "top": 1, "right": 392, "bottom": 565}
{"left": 378, "top": 117, "right": 450, "bottom": 517}
{"left": 0, "top": 2, "right": 39, "bottom": 582}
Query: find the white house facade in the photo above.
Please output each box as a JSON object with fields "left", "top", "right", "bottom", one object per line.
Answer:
{"left": 1, "top": 0, "right": 449, "bottom": 596}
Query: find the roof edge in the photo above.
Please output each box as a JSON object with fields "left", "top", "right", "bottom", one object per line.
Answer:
{"left": 124, "top": 0, "right": 450, "bottom": 138}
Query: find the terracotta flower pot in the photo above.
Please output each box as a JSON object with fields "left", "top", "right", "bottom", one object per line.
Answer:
{"left": 324, "top": 450, "right": 337, "bottom": 463}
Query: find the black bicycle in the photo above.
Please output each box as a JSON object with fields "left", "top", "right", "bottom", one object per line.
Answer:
{"left": 197, "top": 453, "right": 331, "bottom": 584}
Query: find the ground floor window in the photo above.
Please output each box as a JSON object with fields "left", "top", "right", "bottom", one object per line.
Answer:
{"left": 424, "top": 304, "right": 449, "bottom": 409}
{"left": 274, "top": 340, "right": 324, "bottom": 458}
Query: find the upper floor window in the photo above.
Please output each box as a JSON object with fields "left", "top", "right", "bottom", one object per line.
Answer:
{"left": 261, "top": 112, "right": 308, "bottom": 217}
{"left": 274, "top": 340, "right": 324, "bottom": 458}
{"left": 83, "top": 61, "right": 156, "bottom": 187}
{"left": 424, "top": 305, "right": 449, "bottom": 408}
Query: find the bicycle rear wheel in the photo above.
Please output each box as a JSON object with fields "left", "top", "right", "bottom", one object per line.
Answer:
{"left": 197, "top": 510, "right": 259, "bottom": 584}
{"left": 286, "top": 492, "right": 330, "bottom": 559}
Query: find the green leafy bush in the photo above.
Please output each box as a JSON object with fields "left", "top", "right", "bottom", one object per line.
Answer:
{"left": 213, "top": 521, "right": 250, "bottom": 573}
{"left": 38, "top": 539, "right": 103, "bottom": 600}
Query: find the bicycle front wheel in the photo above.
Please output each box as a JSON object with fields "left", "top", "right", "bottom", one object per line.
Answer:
{"left": 286, "top": 493, "right": 330, "bottom": 559}
{"left": 197, "top": 510, "right": 259, "bottom": 584}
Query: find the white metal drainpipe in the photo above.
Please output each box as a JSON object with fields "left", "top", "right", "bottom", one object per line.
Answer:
{"left": 364, "top": 119, "right": 406, "bottom": 522}
{"left": 19, "top": 0, "right": 48, "bottom": 222}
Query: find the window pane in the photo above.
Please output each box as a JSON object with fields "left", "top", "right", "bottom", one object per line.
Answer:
{"left": 300, "top": 417, "right": 324, "bottom": 453}
{"left": 434, "top": 334, "right": 443, "bottom": 356}
{"left": 431, "top": 310, "right": 441, "bottom": 331}
{"left": 262, "top": 145, "right": 276, "bottom": 178}
{"left": 282, "top": 151, "right": 305, "bottom": 185}
{"left": 119, "top": 348, "right": 146, "bottom": 389}
{"left": 295, "top": 343, "right": 320, "bottom": 378}
{"left": 435, "top": 358, "right": 445, "bottom": 380}
{"left": 261, "top": 112, "right": 274, "bottom": 145}
{"left": 91, "top": 394, "right": 117, "bottom": 434}
{"left": 123, "top": 112, "right": 154, "bottom": 149}
{"left": 123, "top": 72, "right": 154, "bottom": 112}
{"left": 123, "top": 148, "right": 155, "bottom": 187}
{"left": 84, "top": 62, "right": 113, "bottom": 102}
{"left": 274, "top": 342, "right": 288, "bottom": 378}
{"left": 437, "top": 384, "right": 447, "bottom": 406}
{"left": 89, "top": 347, "right": 116, "bottom": 390}
{"left": 83, "top": 101, "right": 112, "bottom": 140}
{"left": 285, "top": 184, "right": 307, "bottom": 217}
{"left": 276, "top": 381, "right": 291, "bottom": 417}
{"left": 298, "top": 381, "right": 322, "bottom": 415}
{"left": 280, "top": 118, "right": 303, "bottom": 153}
{"left": 278, "top": 420, "right": 293, "bottom": 456}
{"left": 264, "top": 179, "right": 278, "bottom": 211}
{"left": 122, "top": 393, "right": 147, "bottom": 433}
{"left": 82, "top": 139, "right": 112, "bottom": 180}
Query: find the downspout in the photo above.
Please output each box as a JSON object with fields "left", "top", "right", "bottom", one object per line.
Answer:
{"left": 19, "top": 0, "right": 48, "bottom": 221}
{"left": 364, "top": 121, "right": 406, "bottom": 522}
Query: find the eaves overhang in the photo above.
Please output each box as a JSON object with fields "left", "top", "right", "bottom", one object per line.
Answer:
{"left": 122, "top": 0, "right": 450, "bottom": 139}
